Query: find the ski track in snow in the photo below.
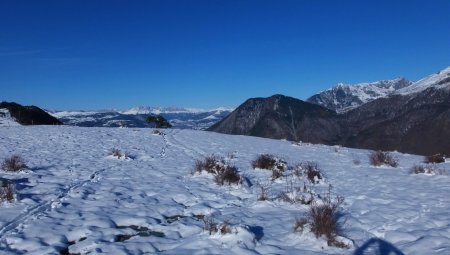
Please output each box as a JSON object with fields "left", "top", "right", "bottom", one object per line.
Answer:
{"left": 0, "top": 126, "right": 449, "bottom": 254}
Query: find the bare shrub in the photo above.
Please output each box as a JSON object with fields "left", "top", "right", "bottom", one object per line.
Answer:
{"left": 252, "top": 154, "right": 287, "bottom": 180}
{"left": 252, "top": 154, "right": 277, "bottom": 169}
{"left": 411, "top": 164, "right": 444, "bottom": 175}
{"left": 279, "top": 177, "right": 315, "bottom": 205}
{"left": 194, "top": 155, "right": 222, "bottom": 174}
{"left": 296, "top": 185, "right": 349, "bottom": 248}
{"left": 2, "top": 155, "right": 27, "bottom": 172}
{"left": 214, "top": 165, "right": 241, "bottom": 185}
{"left": 293, "top": 162, "right": 322, "bottom": 184}
{"left": 227, "top": 151, "right": 237, "bottom": 159}
{"left": 303, "top": 162, "right": 322, "bottom": 183}
{"left": 111, "top": 148, "right": 122, "bottom": 158}
{"left": 424, "top": 154, "right": 445, "bottom": 164}
{"left": 309, "top": 187, "right": 347, "bottom": 248}
{"left": 194, "top": 155, "right": 242, "bottom": 185}
{"left": 256, "top": 182, "right": 271, "bottom": 201}
{"left": 202, "top": 217, "right": 232, "bottom": 235}
{"left": 293, "top": 217, "right": 308, "bottom": 233}
{"left": 412, "top": 164, "right": 426, "bottom": 174}
{"left": 0, "top": 180, "right": 15, "bottom": 203}
{"left": 369, "top": 151, "right": 398, "bottom": 167}
{"left": 280, "top": 191, "right": 314, "bottom": 205}
{"left": 110, "top": 148, "right": 130, "bottom": 159}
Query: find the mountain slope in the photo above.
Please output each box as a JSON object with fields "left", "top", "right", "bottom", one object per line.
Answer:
{"left": 396, "top": 66, "right": 450, "bottom": 95}
{"left": 0, "top": 102, "right": 62, "bottom": 125}
{"left": 208, "top": 94, "right": 340, "bottom": 143}
{"left": 341, "top": 85, "right": 450, "bottom": 155}
{"left": 307, "top": 78, "right": 412, "bottom": 112}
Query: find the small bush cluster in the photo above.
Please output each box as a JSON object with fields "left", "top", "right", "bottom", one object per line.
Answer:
{"left": 2, "top": 155, "right": 27, "bottom": 172}
{"left": 295, "top": 186, "right": 348, "bottom": 248}
{"left": 411, "top": 164, "right": 444, "bottom": 175}
{"left": 256, "top": 182, "right": 271, "bottom": 201}
{"left": 293, "top": 217, "right": 308, "bottom": 233}
{"left": 424, "top": 154, "right": 446, "bottom": 164}
{"left": 110, "top": 148, "right": 128, "bottom": 159}
{"left": 279, "top": 177, "right": 315, "bottom": 205}
{"left": 369, "top": 150, "right": 398, "bottom": 167}
{"left": 294, "top": 162, "right": 322, "bottom": 184}
{"left": 202, "top": 217, "right": 232, "bottom": 235}
{"left": 0, "top": 180, "right": 15, "bottom": 203}
{"left": 252, "top": 154, "right": 287, "bottom": 180}
{"left": 194, "top": 155, "right": 242, "bottom": 185}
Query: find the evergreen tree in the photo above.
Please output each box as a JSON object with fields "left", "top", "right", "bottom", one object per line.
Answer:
{"left": 146, "top": 114, "right": 172, "bottom": 128}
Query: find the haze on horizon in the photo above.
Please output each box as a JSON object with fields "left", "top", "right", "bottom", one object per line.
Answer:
{"left": 1, "top": 0, "right": 450, "bottom": 110}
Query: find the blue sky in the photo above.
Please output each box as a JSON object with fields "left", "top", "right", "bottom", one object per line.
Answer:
{"left": 1, "top": 0, "right": 450, "bottom": 110}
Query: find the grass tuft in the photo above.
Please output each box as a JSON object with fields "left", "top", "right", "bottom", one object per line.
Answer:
{"left": 2, "top": 155, "right": 27, "bottom": 172}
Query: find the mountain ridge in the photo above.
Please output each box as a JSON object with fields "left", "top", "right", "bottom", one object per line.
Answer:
{"left": 307, "top": 77, "right": 412, "bottom": 113}
{"left": 48, "top": 107, "right": 233, "bottom": 129}
{"left": 209, "top": 66, "right": 450, "bottom": 156}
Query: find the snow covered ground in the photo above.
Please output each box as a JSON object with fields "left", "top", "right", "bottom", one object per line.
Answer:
{"left": 0, "top": 110, "right": 20, "bottom": 127}
{"left": 0, "top": 126, "right": 449, "bottom": 254}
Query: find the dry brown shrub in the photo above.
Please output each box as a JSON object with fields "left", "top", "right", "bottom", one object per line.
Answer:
{"left": 2, "top": 155, "right": 27, "bottom": 172}
{"left": 369, "top": 151, "right": 398, "bottom": 167}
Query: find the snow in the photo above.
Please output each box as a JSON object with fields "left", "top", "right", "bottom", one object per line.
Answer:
{"left": 120, "top": 106, "right": 234, "bottom": 115}
{"left": 0, "top": 109, "right": 20, "bottom": 127}
{"left": 48, "top": 111, "right": 108, "bottom": 118}
{"left": 0, "top": 126, "right": 449, "bottom": 254}
{"left": 309, "top": 78, "right": 412, "bottom": 113}
{"left": 396, "top": 66, "right": 450, "bottom": 95}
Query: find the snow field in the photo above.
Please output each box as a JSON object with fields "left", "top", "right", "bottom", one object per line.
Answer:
{"left": 0, "top": 126, "right": 449, "bottom": 254}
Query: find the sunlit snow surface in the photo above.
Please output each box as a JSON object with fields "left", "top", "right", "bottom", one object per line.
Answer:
{"left": 0, "top": 126, "right": 449, "bottom": 254}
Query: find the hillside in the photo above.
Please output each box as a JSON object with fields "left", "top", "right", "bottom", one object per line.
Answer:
{"left": 208, "top": 95, "right": 339, "bottom": 144}
{"left": 0, "top": 102, "right": 62, "bottom": 126}
{"left": 0, "top": 126, "right": 448, "bottom": 254}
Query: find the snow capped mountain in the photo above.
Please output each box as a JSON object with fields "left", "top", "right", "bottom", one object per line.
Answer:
{"left": 307, "top": 78, "right": 412, "bottom": 113}
{"left": 396, "top": 66, "right": 450, "bottom": 95}
{"left": 49, "top": 107, "right": 234, "bottom": 130}
{"left": 120, "top": 106, "right": 233, "bottom": 115}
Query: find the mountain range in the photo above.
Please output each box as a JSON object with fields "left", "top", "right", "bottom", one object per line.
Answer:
{"left": 48, "top": 107, "right": 233, "bottom": 130}
{"left": 3, "top": 66, "right": 449, "bottom": 155}
{"left": 306, "top": 77, "right": 412, "bottom": 113}
{"left": 209, "top": 66, "right": 450, "bottom": 156}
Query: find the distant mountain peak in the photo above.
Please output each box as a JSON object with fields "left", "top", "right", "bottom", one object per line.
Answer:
{"left": 396, "top": 66, "right": 450, "bottom": 95}
{"left": 120, "top": 106, "right": 234, "bottom": 115}
{"left": 307, "top": 77, "right": 412, "bottom": 113}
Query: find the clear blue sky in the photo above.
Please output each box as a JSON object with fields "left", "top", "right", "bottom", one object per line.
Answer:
{"left": 1, "top": 0, "right": 450, "bottom": 110}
